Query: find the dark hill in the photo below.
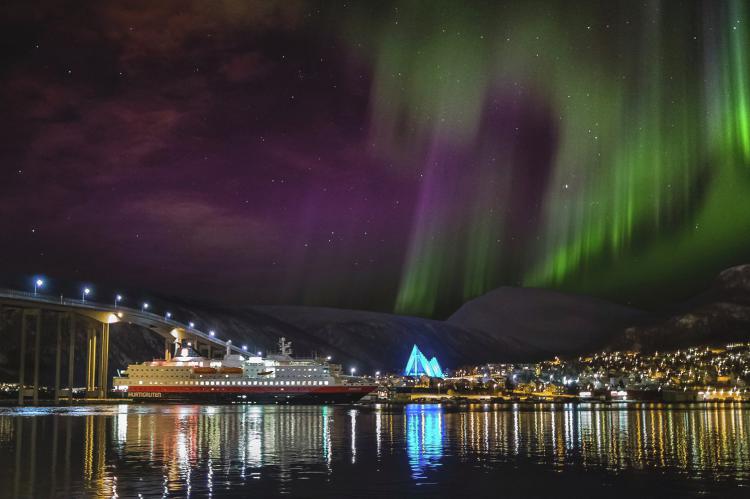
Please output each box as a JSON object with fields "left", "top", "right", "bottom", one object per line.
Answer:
{"left": 251, "top": 306, "right": 537, "bottom": 372}
{"left": 447, "top": 287, "right": 645, "bottom": 357}
{"left": 615, "top": 264, "right": 750, "bottom": 352}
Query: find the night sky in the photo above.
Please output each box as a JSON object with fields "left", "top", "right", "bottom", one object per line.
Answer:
{"left": 2, "top": 1, "right": 750, "bottom": 317}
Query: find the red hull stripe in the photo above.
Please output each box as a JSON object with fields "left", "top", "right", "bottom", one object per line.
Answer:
{"left": 127, "top": 385, "right": 376, "bottom": 394}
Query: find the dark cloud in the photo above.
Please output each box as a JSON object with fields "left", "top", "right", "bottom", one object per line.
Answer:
{"left": 0, "top": 1, "right": 413, "bottom": 311}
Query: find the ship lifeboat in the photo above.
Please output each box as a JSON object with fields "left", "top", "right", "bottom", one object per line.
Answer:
{"left": 193, "top": 367, "right": 218, "bottom": 374}
{"left": 219, "top": 367, "right": 244, "bottom": 374}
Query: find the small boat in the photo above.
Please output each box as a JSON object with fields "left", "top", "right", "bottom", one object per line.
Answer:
{"left": 219, "top": 367, "right": 243, "bottom": 374}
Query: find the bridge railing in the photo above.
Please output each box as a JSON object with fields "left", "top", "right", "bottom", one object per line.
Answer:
{"left": 0, "top": 288, "right": 242, "bottom": 353}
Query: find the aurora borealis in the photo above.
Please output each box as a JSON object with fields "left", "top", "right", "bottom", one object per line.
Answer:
{"left": 1, "top": 1, "right": 749, "bottom": 317}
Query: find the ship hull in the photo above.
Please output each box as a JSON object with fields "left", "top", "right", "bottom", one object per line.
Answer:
{"left": 126, "top": 385, "right": 376, "bottom": 404}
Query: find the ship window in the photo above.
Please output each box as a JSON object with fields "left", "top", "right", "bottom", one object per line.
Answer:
{"left": 324, "top": 381, "right": 329, "bottom": 385}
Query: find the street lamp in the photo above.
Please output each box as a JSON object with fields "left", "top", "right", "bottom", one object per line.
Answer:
{"left": 142, "top": 302, "right": 149, "bottom": 312}
{"left": 326, "top": 356, "right": 332, "bottom": 361}
{"left": 165, "top": 311, "right": 172, "bottom": 320}
{"left": 350, "top": 367, "right": 356, "bottom": 376}
{"left": 115, "top": 294, "right": 122, "bottom": 307}
{"left": 34, "top": 278, "right": 44, "bottom": 295}
{"left": 189, "top": 322, "right": 195, "bottom": 328}
{"left": 257, "top": 351, "right": 262, "bottom": 356}
{"left": 375, "top": 371, "right": 381, "bottom": 378}
{"left": 242, "top": 345, "right": 248, "bottom": 351}
{"left": 82, "top": 287, "right": 91, "bottom": 302}
{"left": 209, "top": 330, "right": 215, "bottom": 337}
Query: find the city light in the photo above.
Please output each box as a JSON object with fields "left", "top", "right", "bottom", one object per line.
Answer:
{"left": 165, "top": 311, "right": 172, "bottom": 319}
{"left": 115, "top": 294, "right": 122, "bottom": 307}
{"left": 326, "top": 356, "right": 332, "bottom": 361}
{"left": 142, "top": 302, "right": 149, "bottom": 311}
{"left": 209, "top": 330, "right": 215, "bottom": 337}
{"left": 33, "top": 278, "right": 44, "bottom": 295}
{"left": 242, "top": 345, "right": 248, "bottom": 351}
{"left": 189, "top": 322, "right": 195, "bottom": 328}
{"left": 82, "top": 287, "right": 91, "bottom": 301}
{"left": 350, "top": 367, "right": 356, "bottom": 376}
{"left": 376, "top": 371, "right": 381, "bottom": 377}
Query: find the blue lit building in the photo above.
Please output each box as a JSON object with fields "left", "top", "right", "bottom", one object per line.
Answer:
{"left": 403, "top": 345, "right": 445, "bottom": 378}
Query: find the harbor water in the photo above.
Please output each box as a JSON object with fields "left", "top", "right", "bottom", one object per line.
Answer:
{"left": 0, "top": 403, "right": 748, "bottom": 498}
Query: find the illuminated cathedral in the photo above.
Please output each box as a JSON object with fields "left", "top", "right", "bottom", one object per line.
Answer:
{"left": 403, "top": 345, "right": 444, "bottom": 378}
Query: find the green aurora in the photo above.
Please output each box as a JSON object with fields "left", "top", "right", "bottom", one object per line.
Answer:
{"left": 349, "top": 0, "right": 750, "bottom": 316}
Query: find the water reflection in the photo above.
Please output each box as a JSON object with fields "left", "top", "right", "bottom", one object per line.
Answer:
{"left": 405, "top": 404, "right": 443, "bottom": 479}
{"left": 0, "top": 404, "right": 747, "bottom": 497}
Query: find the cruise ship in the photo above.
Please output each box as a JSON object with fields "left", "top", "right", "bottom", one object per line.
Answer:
{"left": 113, "top": 338, "right": 376, "bottom": 404}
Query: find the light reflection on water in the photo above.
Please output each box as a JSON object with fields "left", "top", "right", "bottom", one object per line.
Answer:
{"left": 405, "top": 404, "right": 442, "bottom": 479}
{"left": 0, "top": 403, "right": 748, "bottom": 497}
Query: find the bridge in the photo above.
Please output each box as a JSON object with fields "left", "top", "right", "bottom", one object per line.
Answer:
{"left": 0, "top": 288, "right": 245, "bottom": 405}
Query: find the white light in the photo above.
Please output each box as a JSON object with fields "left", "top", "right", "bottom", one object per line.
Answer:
{"left": 326, "top": 356, "right": 332, "bottom": 361}
{"left": 375, "top": 371, "right": 380, "bottom": 377}
{"left": 189, "top": 322, "right": 195, "bottom": 328}
{"left": 142, "top": 302, "right": 149, "bottom": 310}
{"left": 350, "top": 367, "right": 356, "bottom": 375}
{"left": 84, "top": 288, "right": 91, "bottom": 294}
{"left": 33, "top": 278, "right": 44, "bottom": 295}
{"left": 165, "top": 312, "right": 172, "bottom": 319}
{"left": 116, "top": 294, "right": 122, "bottom": 301}
{"left": 209, "top": 330, "right": 215, "bottom": 336}
{"left": 242, "top": 345, "right": 248, "bottom": 351}
{"left": 257, "top": 351, "right": 262, "bottom": 356}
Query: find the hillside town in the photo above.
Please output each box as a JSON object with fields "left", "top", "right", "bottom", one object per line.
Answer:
{"left": 379, "top": 342, "right": 750, "bottom": 403}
